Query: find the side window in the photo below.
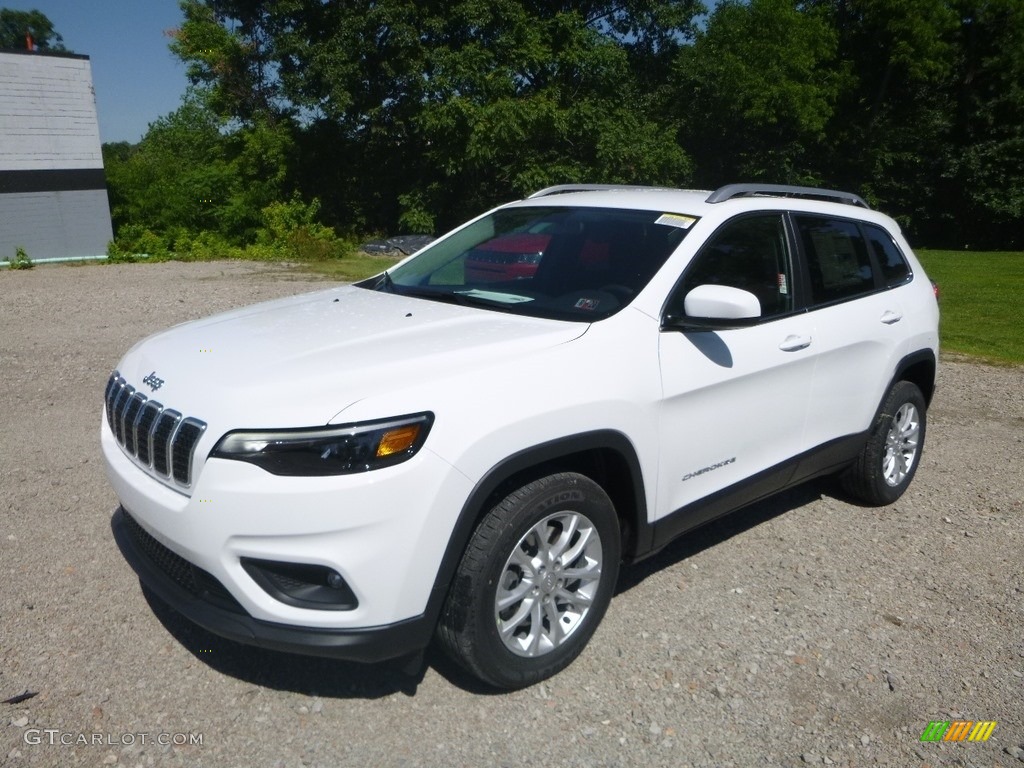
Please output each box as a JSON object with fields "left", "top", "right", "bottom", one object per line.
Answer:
{"left": 796, "top": 216, "right": 875, "bottom": 304}
{"left": 864, "top": 224, "right": 912, "bottom": 287}
{"left": 669, "top": 214, "right": 793, "bottom": 318}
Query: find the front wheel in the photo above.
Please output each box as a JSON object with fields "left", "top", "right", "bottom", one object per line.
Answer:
{"left": 438, "top": 472, "right": 621, "bottom": 689}
{"left": 842, "top": 380, "right": 927, "bottom": 505}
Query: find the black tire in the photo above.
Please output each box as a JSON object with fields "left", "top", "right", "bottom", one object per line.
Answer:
{"left": 841, "top": 380, "right": 927, "bottom": 505}
{"left": 437, "top": 472, "right": 621, "bottom": 690}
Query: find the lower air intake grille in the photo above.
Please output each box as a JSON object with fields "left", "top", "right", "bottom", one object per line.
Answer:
{"left": 122, "top": 511, "right": 244, "bottom": 614}
{"left": 104, "top": 371, "right": 207, "bottom": 489}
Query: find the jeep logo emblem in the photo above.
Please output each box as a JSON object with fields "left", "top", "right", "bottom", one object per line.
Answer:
{"left": 142, "top": 371, "right": 165, "bottom": 392}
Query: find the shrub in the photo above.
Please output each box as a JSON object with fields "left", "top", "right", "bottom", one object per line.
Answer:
{"left": 9, "top": 246, "right": 33, "bottom": 270}
{"left": 257, "top": 196, "right": 339, "bottom": 261}
{"left": 109, "top": 224, "right": 168, "bottom": 261}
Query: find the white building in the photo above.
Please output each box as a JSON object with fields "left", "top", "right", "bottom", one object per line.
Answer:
{"left": 0, "top": 49, "right": 113, "bottom": 261}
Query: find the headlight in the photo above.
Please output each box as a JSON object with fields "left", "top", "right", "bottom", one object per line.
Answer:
{"left": 210, "top": 413, "right": 433, "bottom": 476}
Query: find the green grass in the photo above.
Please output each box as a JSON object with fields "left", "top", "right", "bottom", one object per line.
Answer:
{"left": 916, "top": 250, "right": 1024, "bottom": 365}
{"left": 300, "top": 251, "right": 402, "bottom": 282}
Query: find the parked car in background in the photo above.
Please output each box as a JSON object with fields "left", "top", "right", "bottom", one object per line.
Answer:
{"left": 464, "top": 231, "right": 551, "bottom": 282}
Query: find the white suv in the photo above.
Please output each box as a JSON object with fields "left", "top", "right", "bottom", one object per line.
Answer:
{"left": 102, "top": 184, "right": 939, "bottom": 689}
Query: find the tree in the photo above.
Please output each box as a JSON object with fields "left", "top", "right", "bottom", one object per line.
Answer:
{"left": 0, "top": 8, "right": 65, "bottom": 51}
{"left": 670, "top": 0, "right": 844, "bottom": 186}
{"left": 942, "top": 0, "right": 1024, "bottom": 247}
{"left": 168, "top": 0, "right": 287, "bottom": 123}
{"left": 129, "top": 0, "right": 1021, "bottom": 247}
{"left": 104, "top": 97, "right": 292, "bottom": 244}
{"left": 169, "top": 0, "right": 703, "bottom": 233}
{"left": 674, "top": 0, "right": 1022, "bottom": 247}
{"left": 393, "top": 2, "right": 697, "bottom": 229}
{"left": 807, "top": 0, "right": 960, "bottom": 240}
{"left": 808, "top": 0, "right": 1023, "bottom": 246}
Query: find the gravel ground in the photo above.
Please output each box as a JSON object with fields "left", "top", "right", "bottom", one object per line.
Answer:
{"left": 2, "top": 261, "right": 1022, "bottom": 768}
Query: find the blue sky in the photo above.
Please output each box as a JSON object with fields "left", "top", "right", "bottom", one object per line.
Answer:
{"left": 3, "top": 0, "right": 189, "bottom": 143}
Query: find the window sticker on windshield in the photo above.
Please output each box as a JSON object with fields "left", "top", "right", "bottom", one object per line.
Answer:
{"left": 778, "top": 273, "right": 789, "bottom": 295}
{"left": 574, "top": 297, "right": 600, "bottom": 311}
{"left": 655, "top": 213, "right": 697, "bottom": 229}
{"left": 455, "top": 289, "right": 534, "bottom": 304}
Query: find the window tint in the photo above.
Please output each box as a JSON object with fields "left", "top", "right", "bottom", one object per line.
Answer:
{"left": 796, "top": 216, "right": 875, "bottom": 304}
{"left": 669, "top": 214, "right": 793, "bottom": 318}
{"left": 864, "top": 224, "right": 911, "bottom": 287}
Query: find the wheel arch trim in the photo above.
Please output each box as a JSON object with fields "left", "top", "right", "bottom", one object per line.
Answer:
{"left": 889, "top": 348, "right": 937, "bottom": 407}
{"left": 421, "top": 430, "right": 649, "bottom": 632}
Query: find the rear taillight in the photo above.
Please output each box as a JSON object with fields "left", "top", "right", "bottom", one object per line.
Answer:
{"left": 931, "top": 280, "right": 939, "bottom": 300}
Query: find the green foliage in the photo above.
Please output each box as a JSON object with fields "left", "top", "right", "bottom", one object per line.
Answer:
{"left": 257, "top": 196, "right": 341, "bottom": 261}
{"left": 940, "top": 0, "right": 1024, "bottom": 247}
{"left": 108, "top": 0, "right": 1024, "bottom": 257}
{"left": 107, "top": 225, "right": 165, "bottom": 261}
{"left": 809, "top": 0, "right": 960, "bottom": 237}
{"left": 168, "top": 0, "right": 287, "bottom": 122}
{"left": 409, "top": 8, "right": 694, "bottom": 225}
{"left": 397, "top": 193, "right": 436, "bottom": 235}
{"left": 916, "top": 250, "right": 1024, "bottom": 363}
{"left": 802, "top": 0, "right": 1024, "bottom": 247}
{"left": 104, "top": 98, "right": 294, "bottom": 245}
{"left": 104, "top": 100, "right": 229, "bottom": 236}
{"left": 673, "top": 0, "right": 845, "bottom": 184}
{"left": 106, "top": 189, "right": 350, "bottom": 264}
{"left": 105, "top": 241, "right": 137, "bottom": 264}
{"left": 258, "top": 196, "right": 329, "bottom": 244}
{"left": 0, "top": 8, "right": 64, "bottom": 50}
{"left": 169, "top": 0, "right": 700, "bottom": 233}
{"left": 8, "top": 246, "right": 33, "bottom": 270}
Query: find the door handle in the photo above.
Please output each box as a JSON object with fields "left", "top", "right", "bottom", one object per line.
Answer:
{"left": 881, "top": 310, "right": 903, "bottom": 325}
{"left": 779, "top": 335, "right": 812, "bottom": 352}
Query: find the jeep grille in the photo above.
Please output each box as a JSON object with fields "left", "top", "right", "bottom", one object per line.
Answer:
{"left": 104, "top": 371, "right": 207, "bottom": 489}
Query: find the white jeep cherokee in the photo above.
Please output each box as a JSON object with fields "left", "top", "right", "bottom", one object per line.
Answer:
{"left": 102, "top": 184, "right": 939, "bottom": 689}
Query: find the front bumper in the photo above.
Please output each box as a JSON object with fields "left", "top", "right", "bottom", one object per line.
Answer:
{"left": 111, "top": 507, "right": 432, "bottom": 661}
{"left": 102, "top": 412, "right": 473, "bottom": 660}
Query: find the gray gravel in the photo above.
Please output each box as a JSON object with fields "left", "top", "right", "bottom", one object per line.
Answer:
{"left": 2, "top": 260, "right": 1022, "bottom": 768}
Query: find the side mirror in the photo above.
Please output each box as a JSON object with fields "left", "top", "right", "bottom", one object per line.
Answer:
{"left": 662, "top": 285, "right": 762, "bottom": 331}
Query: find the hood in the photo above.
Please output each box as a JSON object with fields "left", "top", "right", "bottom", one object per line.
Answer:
{"left": 116, "top": 285, "right": 586, "bottom": 431}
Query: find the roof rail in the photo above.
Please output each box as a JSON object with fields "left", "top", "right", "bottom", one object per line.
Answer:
{"left": 528, "top": 184, "right": 662, "bottom": 199}
{"left": 706, "top": 183, "right": 869, "bottom": 209}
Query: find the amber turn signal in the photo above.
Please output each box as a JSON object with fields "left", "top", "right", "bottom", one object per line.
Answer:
{"left": 376, "top": 424, "right": 422, "bottom": 457}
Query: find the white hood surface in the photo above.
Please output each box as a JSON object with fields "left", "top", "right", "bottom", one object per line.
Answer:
{"left": 116, "top": 285, "right": 585, "bottom": 432}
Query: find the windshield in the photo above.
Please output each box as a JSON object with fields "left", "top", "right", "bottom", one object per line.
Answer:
{"left": 361, "top": 205, "right": 696, "bottom": 321}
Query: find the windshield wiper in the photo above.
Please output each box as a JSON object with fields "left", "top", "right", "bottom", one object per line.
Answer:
{"left": 353, "top": 270, "right": 394, "bottom": 292}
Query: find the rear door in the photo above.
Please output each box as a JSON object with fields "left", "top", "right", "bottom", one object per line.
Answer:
{"left": 793, "top": 215, "right": 912, "bottom": 447}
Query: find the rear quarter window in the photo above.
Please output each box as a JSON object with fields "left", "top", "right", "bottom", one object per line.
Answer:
{"left": 864, "top": 224, "right": 912, "bottom": 287}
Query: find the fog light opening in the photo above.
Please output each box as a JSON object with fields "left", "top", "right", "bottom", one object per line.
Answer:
{"left": 241, "top": 558, "right": 358, "bottom": 611}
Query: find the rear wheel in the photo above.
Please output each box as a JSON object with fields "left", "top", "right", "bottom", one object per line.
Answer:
{"left": 842, "top": 380, "right": 927, "bottom": 505}
{"left": 438, "top": 472, "right": 620, "bottom": 689}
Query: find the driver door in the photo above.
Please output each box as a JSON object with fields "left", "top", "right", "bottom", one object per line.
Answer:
{"left": 655, "top": 213, "right": 816, "bottom": 534}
